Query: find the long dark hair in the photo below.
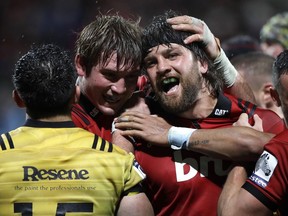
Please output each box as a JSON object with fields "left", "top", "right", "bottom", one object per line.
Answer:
{"left": 142, "top": 10, "right": 223, "bottom": 97}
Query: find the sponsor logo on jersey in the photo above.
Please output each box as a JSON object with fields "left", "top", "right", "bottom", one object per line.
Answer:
{"left": 22, "top": 166, "right": 89, "bottom": 181}
{"left": 214, "top": 109, "right": 229, "bottom": 116}
{"left": 90, "top": 108, "right": 99, "bottom": 117}
{"left": 249, "top": 151, "right": 278, "bottom": 188}
{"left": 173, "top": 150, "right": 231, "bottom": 182}
{"left": 133, "top": 160, "right": 146, "bottom": 179}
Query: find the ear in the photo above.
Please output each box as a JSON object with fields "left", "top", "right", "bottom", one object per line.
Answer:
{"left": 75, "top": 54, "right": 86, "bottom": 76}
{"left": 12, "top": 90, "right": 26, "bottom": 108}
{"left": 270, "top": 87, "right": 281, "bottom": 107}
{"left": 262, "top": 82, "right": 274, "bottom": 104}
{"left": 198, "top": 60, "right": 209, "bottom": 74}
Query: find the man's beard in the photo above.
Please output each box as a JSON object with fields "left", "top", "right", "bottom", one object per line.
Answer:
{"left": 156, "top": 75, "right": 202, "bottom": 114}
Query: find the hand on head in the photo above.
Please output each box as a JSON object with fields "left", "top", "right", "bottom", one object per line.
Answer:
{"left": 167, "top": 15, "right": 220, "bottom": 59}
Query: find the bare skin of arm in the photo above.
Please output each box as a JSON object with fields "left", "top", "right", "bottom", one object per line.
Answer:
{"left": 115, "top": 111, "right": 274, "bottom": 161}
{"left": 217, "top": 166, "right": 272, "bottom": 216}
{"left": 117, "top": 193, "right": 154, "bottom": 216}
{"left": 225, "top": 73, "right": 256, "bottom": 103}
{"left": 218, "top": 114, "right": 275, "bottom": 215}
{"left": 113, "top": 94, "right": 154, "bottom": 215}
{"left": 167, "top": 15, "right": 256, "bottom": 103}
{"left": 112, "top": 130, "right": 135, "bottom": 153}
{"left": 112, "top": 91, "right": 150, "bottom": 153}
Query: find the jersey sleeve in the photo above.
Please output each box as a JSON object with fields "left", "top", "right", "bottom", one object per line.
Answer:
{"left": 256, "top": 109, "right": 286, "bottom": 134}
{"left": 243, "top": 132, "right": 288, "bottom": 211}
{"left": 123, "top": 153, "right": 146, "bottom": 196}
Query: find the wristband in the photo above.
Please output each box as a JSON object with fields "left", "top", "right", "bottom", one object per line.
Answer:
{"left": 111, "top": 119, "right": 117, "bottom": 134}
{"left": 214, "top": 48, "right": 238, "bottom": 88}
{"left": 168, "top": 126, "right": 196, "bottom": 150}
{"left": 111, "top": 119, "right": 136, "bottom": 146}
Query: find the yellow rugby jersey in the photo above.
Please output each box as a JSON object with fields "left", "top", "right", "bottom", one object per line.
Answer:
{"left": 0, "top": 119, "right": 146, "bottom": 215}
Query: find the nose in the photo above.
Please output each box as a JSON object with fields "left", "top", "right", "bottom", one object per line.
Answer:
{"left": 111, "top": 78, "right": 127, "bottom": 94}
{"left": 156, "top": 57, "right": 171, "bottom": 74}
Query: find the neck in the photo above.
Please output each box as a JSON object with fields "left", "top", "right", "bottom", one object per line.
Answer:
{"left": 177, "top": 94, "right": 217, "bottom": 119}
{"left": 270, "top": 106, "right": 284, "bottom": 119}
{"left": 28, "top": 115, "right": 72, "bottom": 122}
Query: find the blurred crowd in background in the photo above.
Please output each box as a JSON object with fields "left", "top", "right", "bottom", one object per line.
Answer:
{"left": 0, "top": 0, "right": 287, "bottom": 133}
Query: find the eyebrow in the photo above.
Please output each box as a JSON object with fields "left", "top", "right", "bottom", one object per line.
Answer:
{"left": 100, "top": 68, "right": 117, "bottom": 74}
{"left": 144, "top": 46, "right": 180, "bottom": 60}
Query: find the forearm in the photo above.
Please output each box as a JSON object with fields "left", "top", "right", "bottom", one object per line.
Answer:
{"left": 115, "top": 113, "right": 275, "bottom": 160}
{"left": 225, "top": 72, "right": 256, "bottom": 103}
{"left": 214, "top": 48, "right": 238, "bottom": 88}
{"left": 117, "top": 193, "right": 154, "bottom": 216}
{"left": 112, "top": 130, "right": 135, "bottom": 153}
{"left": 213, "top": 48, "right": 256, "bottom": 103}
{"left": 218, "top": 166, "right": 247, "bottom": 216}
{"left": 186, "top": 127, "right": 274, "bottom": 161}
{"left": 218, "top": 166, "right": 273, "bottom": 216}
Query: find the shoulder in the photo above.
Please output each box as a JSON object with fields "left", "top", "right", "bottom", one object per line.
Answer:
{"left": 254, "top": 108, "right": 285, "bottom": 134}
{"left": 71, "top": 104, "right": 93, "bottom": 125}
{"left": 267, "top": 129, "right": 288, "bottom": 146}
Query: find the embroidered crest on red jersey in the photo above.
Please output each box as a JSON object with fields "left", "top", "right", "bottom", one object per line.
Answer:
{"left": 249, "top": 151, "right": 278, "bottom": 188}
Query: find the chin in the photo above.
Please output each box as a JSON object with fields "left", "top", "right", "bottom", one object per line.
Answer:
{"left": 105, "top": 110, "right": 117, "bottom": 116}
{"left": 98, "top": 106, "right": 115, "bottom": 115}
{"left": 99, "top": 106, "right": 118, "bottom": 116}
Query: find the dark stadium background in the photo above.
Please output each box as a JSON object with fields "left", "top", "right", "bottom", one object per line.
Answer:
{"left": 0, "top": 0, "right": 287, "bottom": 133}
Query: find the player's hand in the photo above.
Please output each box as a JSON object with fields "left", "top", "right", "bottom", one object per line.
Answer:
{"left": 121, "top": 91, "right": 151, "bottom": 115}
{"left": 112, "top": 130, "right": 135, "bottom": 153}
{"left": 233, "top": 113, "right": 263, "bottom": 132}
{"left": 167, "top": 15, "right": 220, "bottom": 59}
{"left": 115, "top": 111, "right": 171, "bottom": 146}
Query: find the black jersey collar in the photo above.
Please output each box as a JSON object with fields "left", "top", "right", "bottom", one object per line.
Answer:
{"left": 208, "top": 93, "right": 232, "bottom": 118}
{"left": 24, "top": 119, "right": 76, "bottom": 128}
{"left": 79, "top": 93, "right": 101, "bottom": 119}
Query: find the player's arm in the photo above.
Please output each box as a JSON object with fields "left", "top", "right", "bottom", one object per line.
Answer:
{"left": 116, "top": 153, "right": 154, "bottom": 216}
{"left": 183, "top": 126, "right": 273, "bottom": 161}
{"left": 115, "top": 111, "right": 274, "bottom": 161}
{"left": 117, "top": 192, "right": 154, "bottom": 216}
{"left": 218, "top": 166, "right": 272, "bottom": 216}
{"left": 167, "top": 15, "right": 256, "bottom": 103}
{"left": 112, "top": 130, "right": 135, "bottom": 153}
{"left": 112, "top": 91, "right": 151, "bottom": 153}
{"left": 224, "top": 72, "right": 256, "bottom": 103}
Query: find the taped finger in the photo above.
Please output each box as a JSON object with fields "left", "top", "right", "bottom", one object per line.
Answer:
{"left": 118, "top": 116, "right": 130, "bottom": 122}
{"left": 191, "top": 17, "right": 203, "bottom": 26}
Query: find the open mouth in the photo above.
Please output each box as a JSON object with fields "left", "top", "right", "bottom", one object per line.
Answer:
{"left": 161, "top": 77, "right": 179, "bottom": 93}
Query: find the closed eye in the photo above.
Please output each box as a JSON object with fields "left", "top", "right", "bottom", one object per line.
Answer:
{"left": 167, "top": 52, "right": 179, "bottom": 60}
{"left": 144, "top": 59, "right": 157, "bottom": 69}
{"left": 102, "top": 70, "right": 118, "bottom": 82}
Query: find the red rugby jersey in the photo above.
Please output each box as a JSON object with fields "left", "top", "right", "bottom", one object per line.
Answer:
{"left": 135, "top": 93, "right": 285, "bottom": 216}
{"left": 71, "top": 94, "right": 114, "bottom": 142}
{"left": 243, "top": 129, "right": 288, "bottom": 215}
